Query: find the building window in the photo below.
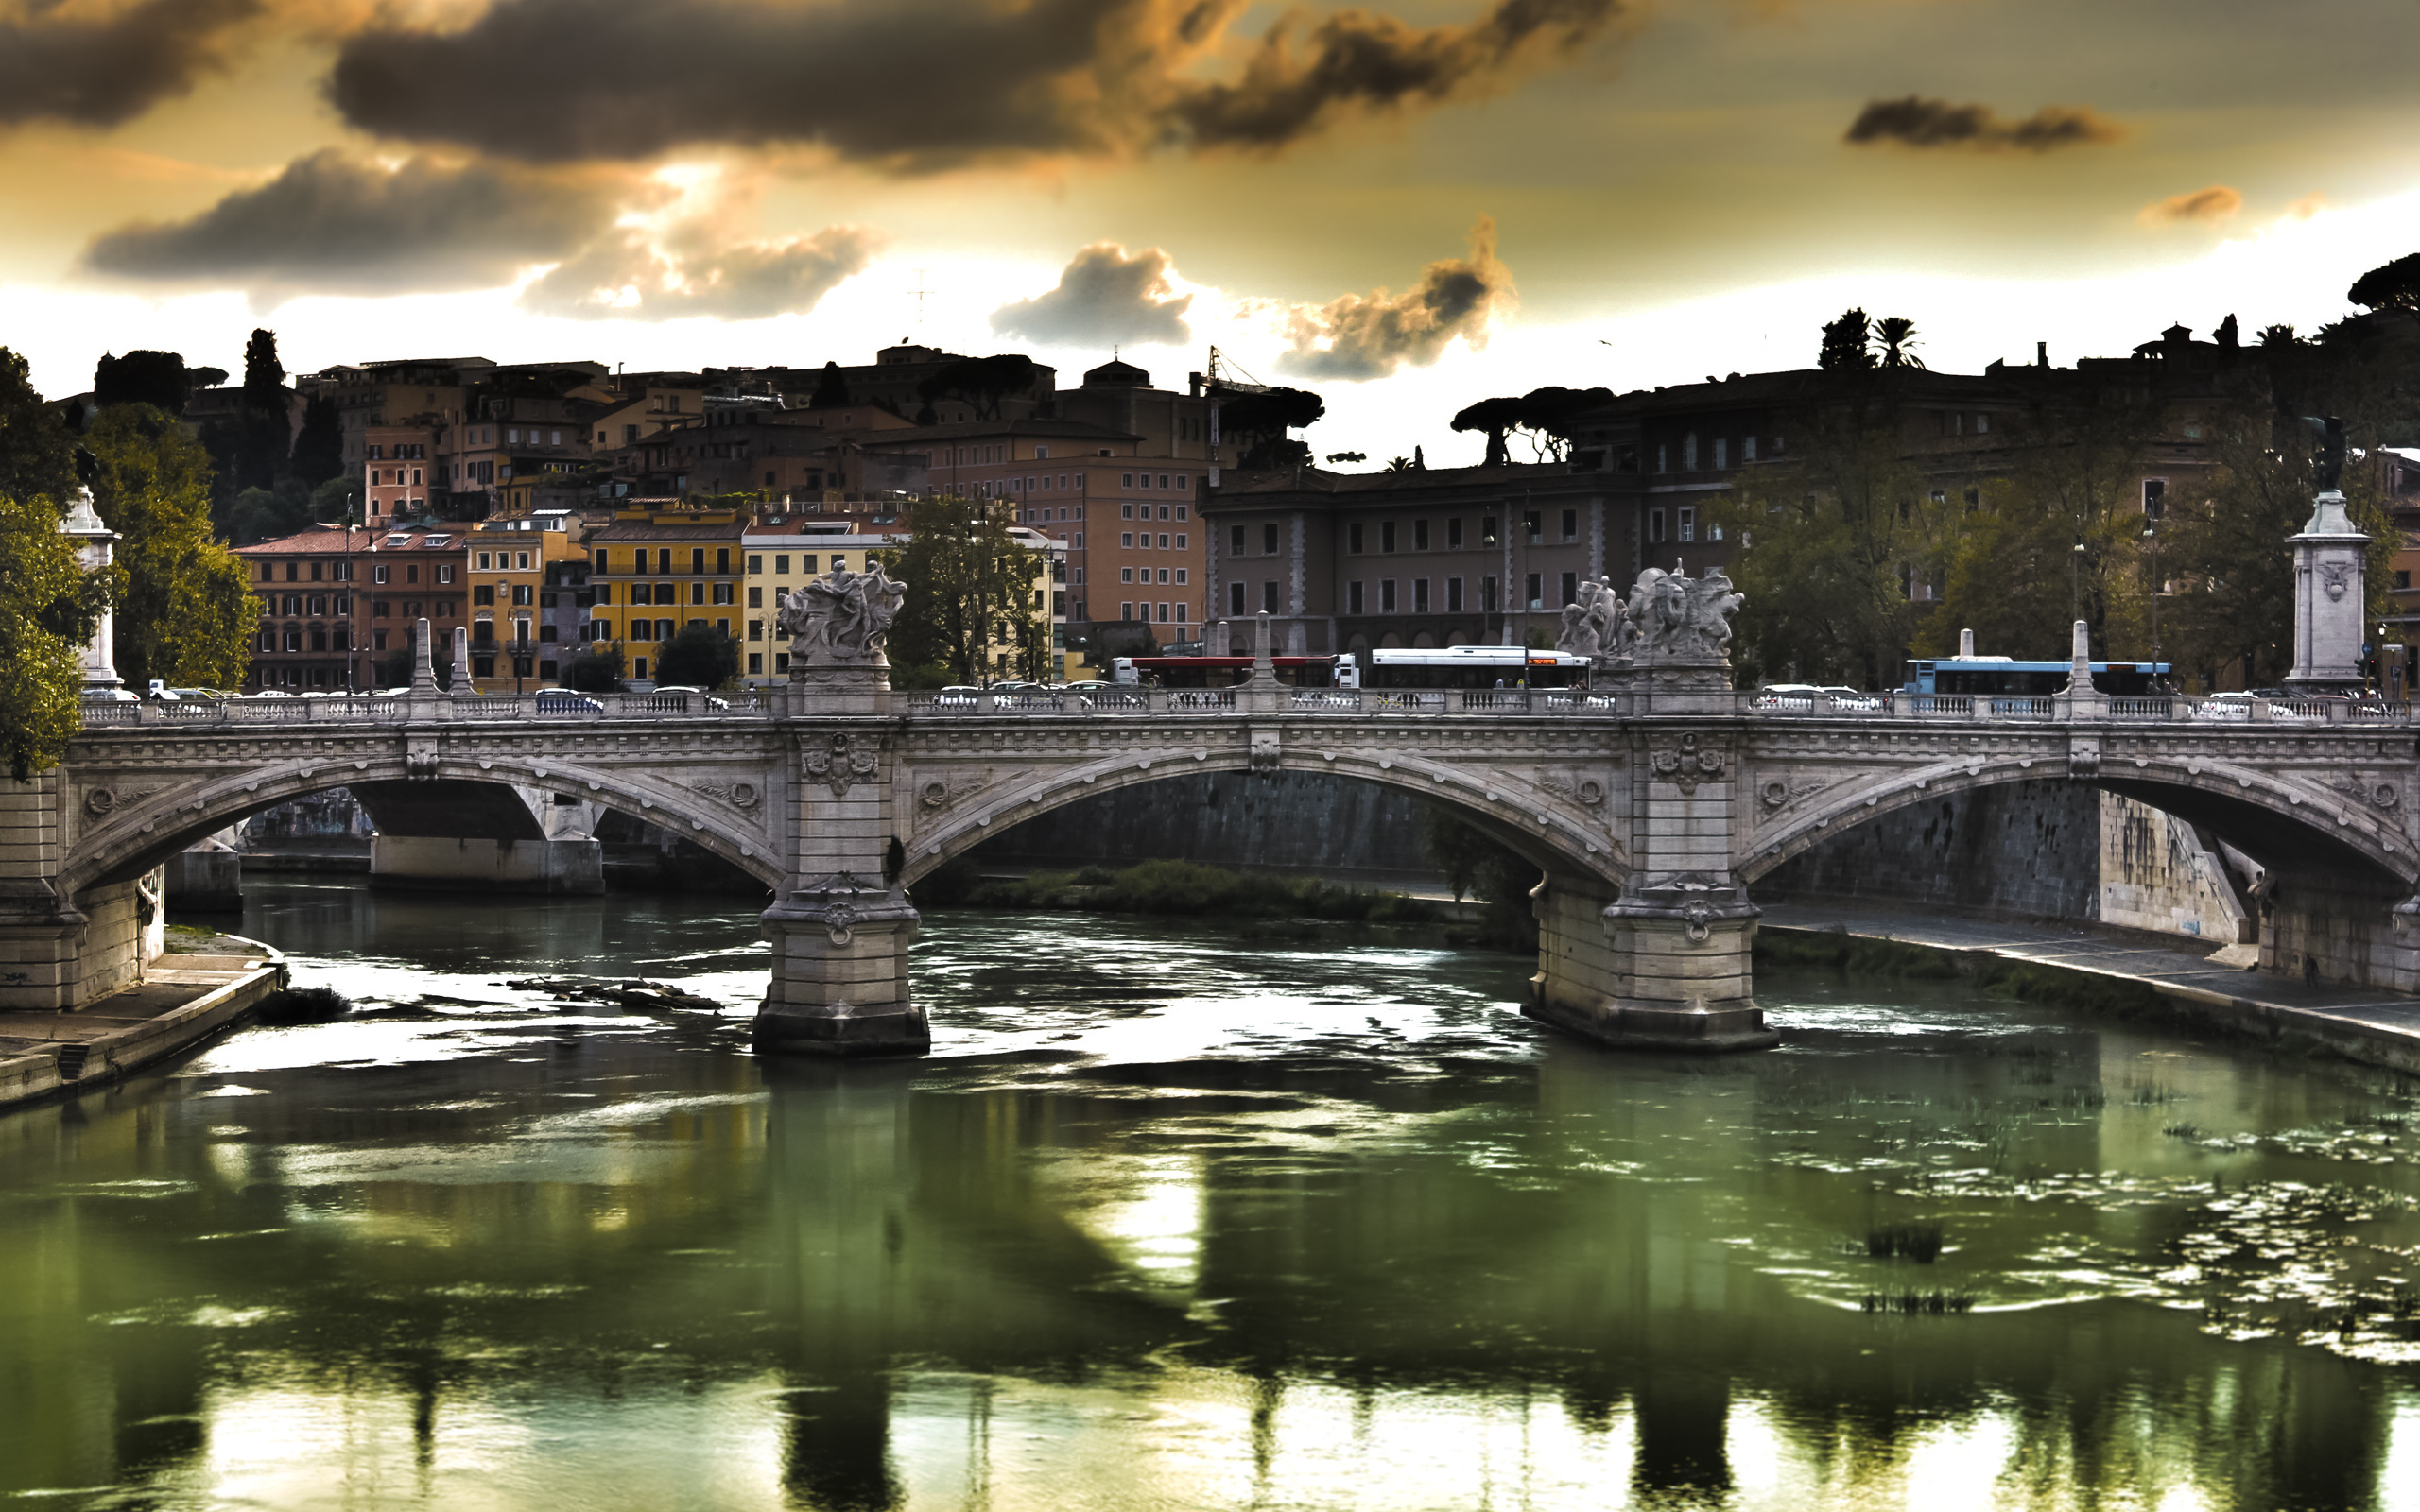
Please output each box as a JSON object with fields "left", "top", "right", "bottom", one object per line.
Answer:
{"left": 475, "top": 586, "right": 494, "bottom": 606}
{"left": 1262, "top": 523, "right": 1279, "bottom": 554}
{"left": 477, "top": 552, "right": 492, "bottom": 570}
{"left": 748, "top": 586, "right": 762, "bottom": 608}
{"left": 1561, "top": 509, "right": 1577, "bottom": 542}
{"left": 1525, "top": 573, "right": 1543, "bottom": 610}
{"left": 1679, "top": 507, "right": 1696, "bottom": 542}
{"left": 1262, "top": 581, "right": 1280, "bottom": 613}
{"left": 2143, "top": 479, "right": 2166, "bottom": 519}
{"left": 1348, "top": 581, "right": 1364, "bottom": 614}
{"left": 1447, "top": 518, "right": 1463, "bottom": 548}
{"left": 1744, "top": 436, "right": 1758, "bottom": 462}
{"left": 690, "top": 582, "right": 705, "bottom": 605}
{"left": 1560, "top": 571, "right": 1577, "bottom": 607}
{"left": 1684, "top": 434, "right": 1699, "bottom": 470}
{"left": 512, "top": 585, "right": 533, "bottom": 606}
{"left": 1380, "top": 579, "right": 1397, "bottom": 612}
{"left": 713, "top": 582, "right": 734, "bottom": 605}
{"left": 1121, "top": 567, "right": 1133, "bottom": 583}
{"left": 748, "top": 652, "right": 762, "bottom": 675}
{"left": 1121, "top": 532, "right": 1133, "bottom": 548}
{"left": 1413, "top": 578, "right": 1430, "bottom": 613}
{"left": 1174, "top": 570, "right": 1187, "bottom": 585}
{"left": 1230, "top": 581, "right": 1246, "bottom": 615}
{"left": 1230, "top": 524, "right": 1246, "bottom": 556}
{"left": 1656, "top": 443, "right": 1668, "bottom": 473}
{"left": 1349, "top": 523, "right": 1364, "bottom": 554}
{"left": 1414, "top": 519, "right": 1429, "bottom": 551}
{"left": 1481, "top": 576, "right": 1499, "bottom": 612}
{"left": 1120, "top": 602, "right": 1133, "bottom": 620}
{"left": 1381, "top": 521, "right": 1396, "bottom": 553}
{"left": 1524, "top": 511, "right": 1542, "bottom": 544}
{"left": 437, "top": 565, "right": 454, "bottom": 584}
{"left": 1446, "top": 576, "right": 1463, "bottom": 612}
{"left": 1649, "top": 509, "right": 1667, "bottom": 544}
{"left": 1713, "top": 438, "right": 1728, "bottom": 470}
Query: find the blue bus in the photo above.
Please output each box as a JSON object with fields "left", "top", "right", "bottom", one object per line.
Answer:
{"left": 1904, "top": 656, "right": 2172, "bottom": 697}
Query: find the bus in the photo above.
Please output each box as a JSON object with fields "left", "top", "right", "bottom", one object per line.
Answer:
{"left": 1363, "top": 646, "right": 1593, "bottom": 690}
{"left": 1904, "top": 656, "right": 2172, "bottom": 697}
{"left": 1112, "top": 655, "right": 1349, "bottom": 688}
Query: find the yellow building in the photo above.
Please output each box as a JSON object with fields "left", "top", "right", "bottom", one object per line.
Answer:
{"left": 584, "top": 506, "right": 748, "bottom": 686}
{"left": 467, "top": 518, "right": 587, "bottom": 690}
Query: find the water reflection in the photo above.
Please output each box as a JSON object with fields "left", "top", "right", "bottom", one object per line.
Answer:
{"left": 5, "top": 882, "right": 2420, "bottom": 1507}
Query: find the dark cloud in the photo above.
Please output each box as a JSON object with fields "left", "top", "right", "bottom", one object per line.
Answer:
{"left": 325, "top": 0, "right": 1624, "bottom": 168}
{"left": 520, "top": 224, "right": 883, "bottom": 321}
{"left": 1280, "top": 216, "right": 1512, "bottom": 381}
{"left": 81, "top": 150, "right": 625, "bottom": 305}
{"left": 2140, "top": 184, "right": 2243, "bottom": 226}
{"left": 991, "top": 244, "right": 1193, "bottom": 348}
{"left": 0, "top": 0, "right": 261, "bottom": 129}
{"left": 1173, "top": 0, "right": 1622, "bottom": 149}
{"left": 1844, "top": 96, "right": 2124, "bottom": 152}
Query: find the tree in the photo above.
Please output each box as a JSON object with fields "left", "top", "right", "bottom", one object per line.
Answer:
{"left": 310, "top": 473, "right": 362, "bottom": 523}
{"left": 1218, "top": 387, "right": 1324, "bottom": 470}
{"left": 221, "top": 327, "right": 290, "bottom": 496}
{"left": 377, "top": 644, "right": 456, "bottom": 690}
{"left": 807, "top": 361, "right": 853, "bottom": 409}
{"left": 916, "top": 354, "right": 1037, "bottom": 421}
{"left": 656, "top": 624, "right": 740, "bottom": 689}
{"left": 1325, "top": 451, "right": 1366, "bottom": 464}
{"left": 2349, "top": 252, "right": 2420, "bottom": 314}
{"left": 1451, "top": 395, "right": 1524, "bottom": 467}
{"left": 1418, "top": 803, "right": 1539, "bottom": 951}
{"left": 879, "top": 493, "right": 1047, "bottom": 685}
{"left": 1508, "top": 385, "right": 1608, "bottom": 461}
{"left": 1873, "top": 316, "right": 1924, "bottom": 369}
{"left": 1384, "top": 455, "right": 1415, "bottom": 472}
{"left": 1819, "top": 309, "right": 1876, "bottom": 372}
{"left": 0, "top": 491, "right": 113, "bottom": 779}
{"left": 562, "top": 645, "right": 624, "bottom": 693}
{"left": 290, "top": 394, "right": 344, "bottom": 485}
{"left": 1719, "top": 400, "right": 1952, "bottom": 688}
{"left": 93, "top": 351, "right": 198, "bottom": 415}
{"left": 226, "top": 480, "right": 313, "bottom": 545}
{"left": 0, "top": 348, "right": 78, "bottom": 509}
{"left": 84, "top": 404, "right": 255, "bottom": 692}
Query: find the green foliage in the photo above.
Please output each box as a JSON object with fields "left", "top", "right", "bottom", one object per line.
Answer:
{"left": 227, "top": 478, "right": 314, "bottom": 545}
{"left": 1873, "top": 316, "right": 1924, "bottom": 369}
{"left": 1720, "top": 399, "right": 1949, "bottom": 687}
{"left": 0, "top": 490, "right": 109, "bottom": 781}
{"left": 1418, "top": 803, "right": 1540, "bottom": 951}
{"left": 807, "top": 360, "right": 852, "bottom": 409}
{"left": 93, "top": 351, "right": 198, "bottom": 415}
{"left": 84, "top": 404, "right": 255, "bottom": 692}
{"left": 655, "top": 623, "right": 739, "bottom": 688}
{"left": 1927, "top": 399, "right": 2164, "bottom": 663}
{"left": 1451, "top": 387, "right": 1612, "bottom": 466}
{"left": 1220, "top": 386, "right": 1324, "bottom": 470}
{"left": 291, "top": 394, "right": 344, "bottom": 485}
{"left": 0, "top": 347, "right": 78, "bottom": 509}
{"left": 879, "top": 493, "right": 1048, "bottom": 684}
{"left": 562, "top": 644, "right": 624, "bottom": 693}
{"left": 915, "top": 354, "right": 1037, "bottom": 421}
{"left": 309, "top": 473, "right": 361, "bottom": 523}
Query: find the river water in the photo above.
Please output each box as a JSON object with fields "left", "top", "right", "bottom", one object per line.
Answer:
{"left": 10, "top": 880, "right": 2420, "bottom": 1510}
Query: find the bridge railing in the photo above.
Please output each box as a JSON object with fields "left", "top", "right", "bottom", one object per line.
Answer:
{"left": 73, "top": 688, "right": 771, "bottom": 730}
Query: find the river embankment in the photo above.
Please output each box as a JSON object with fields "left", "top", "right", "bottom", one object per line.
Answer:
{"left": 0, "top": 926, "right": 285, "bottom": 1110}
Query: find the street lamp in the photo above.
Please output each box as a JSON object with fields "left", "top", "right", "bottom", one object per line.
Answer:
{"left": 2070, "top": 532, "right": 2087, "bottom": 626}
{"left": 2142, "top": 521, "right": 2161, "bottom": 679}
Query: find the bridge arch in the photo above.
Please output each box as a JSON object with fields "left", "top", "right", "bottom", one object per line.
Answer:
{"left": 1737, "top": 753, "right": 2419, "bottom": 891}
{"left": 902, "top": 745, "right": 1628, "bottom": 893}
{"left": 60, "top": 752, "right": 787, "bottom": 901}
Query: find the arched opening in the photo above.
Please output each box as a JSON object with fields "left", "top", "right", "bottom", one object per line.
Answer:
{"left": 1378, "top": 632, "right": 1404, "bottom": 649}
{"left": 1412, "top": 631, "right": 1437, "bottom": 649}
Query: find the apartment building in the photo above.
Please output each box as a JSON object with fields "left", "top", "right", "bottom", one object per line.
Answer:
{"left": 300, "top": 358, "right": 483, "bottom": 474}
{"left": 363, "top": 422, "right": 435, "bottom": 524}
{"left": 466, "top": 518, "right": 588, "bottom": 689}
{"left": 234, "top": 524, "right": 470, "bottom": 690}
{"left": 611, "top": 404, "right": 924, "bottom": 500}
{"left": 580, "top": 507, "right": 748, "bottom": 684}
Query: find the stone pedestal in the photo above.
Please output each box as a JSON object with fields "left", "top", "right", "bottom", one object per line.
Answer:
{"left": 60, "top": 490, "right": 122, "bottom": 696}
{"left": 1525, "top": 875, "right": 1777, "bottom": 1052}
{"left": 2286, "top": 490, "right": 2369, "bottom": 694}
{"left": 2061, "top": 619, "right": 2106, "bottom": 715}
{"left": 756, "top": 885, "right": 928, "bottom": 1057}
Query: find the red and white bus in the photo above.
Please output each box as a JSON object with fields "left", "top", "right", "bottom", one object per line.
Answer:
{"left": 1111, "top": 656, "right": 1354, "bottom": 689}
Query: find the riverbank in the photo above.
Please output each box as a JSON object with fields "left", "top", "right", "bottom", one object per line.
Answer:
{"left": 0, "top": 928, "right": 285, "bottom": 1110}
{"left": 1760, "top": 902, "right": 2420, "bottom": 1075}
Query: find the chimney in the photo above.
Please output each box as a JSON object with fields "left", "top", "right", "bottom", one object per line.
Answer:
{"left": 2036, "top": 341, "right": 2048, "bottom": 369}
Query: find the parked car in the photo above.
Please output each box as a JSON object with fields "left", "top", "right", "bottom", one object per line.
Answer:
{"left": 933, "top": 685, "right": 981, "bottom": 708}
{"left": 1751, "top": 683, "right": 1826, "bottom": 709}
{"left": 533, "top": 690, "right": 604, "bottom": 713}
{"left": 80, "top": 687, "right": 138, "bottom": 703}
{"left": 649, "top": 683, "right": 729, "bottom": 710}
{"left": 243, "top": 689, "right": 293, "bottom": 698}
{"left": 1817, "top": 685, "right": 1888, "bottom": 711}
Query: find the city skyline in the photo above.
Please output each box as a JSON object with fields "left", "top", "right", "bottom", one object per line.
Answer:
{"left": 2, "top": 0, "right": 2417, "bottom": 463}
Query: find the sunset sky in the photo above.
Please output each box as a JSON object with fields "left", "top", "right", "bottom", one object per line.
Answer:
{"left": 3, "top": 0, "right": 2417, "bottom": 465}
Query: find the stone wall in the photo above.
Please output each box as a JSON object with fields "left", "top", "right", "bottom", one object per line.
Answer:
{"left": 1754, "top": 782, "right": 2103, "bottom": 921}
{"left": 2261, "top": 869, "right": 2420, "bottom": 993}
{"left": 966, "top": 771, "right": 1440, "bottom": 882}
{"left": 2098, "top": 794, "right": 2253, "bottom": 944}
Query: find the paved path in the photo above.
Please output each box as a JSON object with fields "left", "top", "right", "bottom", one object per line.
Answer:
{"left": 0, "top": 939, "right": 282, "bottom": 1110}
{"left": 1760, "top": 902, "right": 2420, "bottom": 1072}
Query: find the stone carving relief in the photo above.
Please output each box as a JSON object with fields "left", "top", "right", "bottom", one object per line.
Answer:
{"left": 1533, "top": 768, "right": 1607, "bottom": 807}
{"left": 690, "top": 779, "right": 761, "bottom": 811}
{"left": 804, "top": 732, "right": 881, "bottom": 797}
{"left": 778, "top": 562, "right": 907, "bottom": 661}
{"left": 83, "top": 784, "right": 165, "bottom": 816}
{"left": 1650, "top": 733, "right": 1725, "bottom": 795}
{"left": 2320, "top": 561, "right": 2357, "bottom": 602}
{"left": 917, "top": 769, "right": 994, "bottom": 810}
{"left": 2325, "top": 773, "right": 2400, "bottom": 810}
{"left": 1755, "top": 775, "right": 1829, "bottom": 820}
{"left": 1249, "top": 729, "right": 1281, "bottom": 775}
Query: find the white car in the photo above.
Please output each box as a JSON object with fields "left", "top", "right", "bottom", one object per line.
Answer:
{"left": 649, "top": 684, "right": 730, "bottom": 710}
{"left": 1818, "top": 685, "right": 1888, "bottom": 711}
{"left": 1752, "top": 683, "right": 1826, "bottom": 709}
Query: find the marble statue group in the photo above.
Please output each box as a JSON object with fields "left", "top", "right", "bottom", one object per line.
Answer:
{"left": 1557, "top": 565, "right": 1744, "bottom": 664}
{"left": 778, "top": 561, "right": 908, "bottom": 661}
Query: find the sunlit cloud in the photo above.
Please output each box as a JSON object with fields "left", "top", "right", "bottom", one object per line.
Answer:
{"left": 991, "top": 243, "right": 1193, "bottom": 349}
{"left": 2140, "top": 184, "right": 2244, "bottom": 227}
{"left": 1843, "top": 96, "right": 2125, "bottom": 153}
{"left": 1278, "top": 216, "right": 1513, "bottom": 381}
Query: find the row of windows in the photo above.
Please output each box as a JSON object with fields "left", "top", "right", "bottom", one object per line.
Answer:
{"left": 471, "top": 585, "right": 537, "bottom": 606}
{"left": 475, "top": 550, "right": 535, "bottom": 571}
{"left": 259, "top": 561, "right": 459, "bottom": 586}
{"left": 1655, "top": 433, "right": 1777, "bottom": 473}
{"left": 1644, "top": 507, "right": 1723, "bottom": 545}
{"left": 1118, "top": 602, "right": 1190, "bottom": 624}
{"left": 585, "top": 618, "right": 729, "bottom": 643}
{"left": 1121, "top": 567, "right": 1186, "bottom": 585}
{"left": 596, "top": 547, "right": 736, "bottom": 575}
{"left": 1319, "top": 576, "right": 1500, "bottom": 616}
{"left": 1122, "top": 503, "right": 1186, "bottom": 522}
{"left": 743, "top": 553, "right": 855, "bottom": 575}
{"left": 589, "top": 582, "right": 736, "bottom": 605}
{"left": 1120, "top": 532, "right": 1187, "bottom": 551}
{"left": 259, "top": 594, "right": 348, "bottom": 617}
{"left": 365, "top": 444, "right": 426, "bottom": 461}
{"left": 371, "top": 467, "right": 424, "bottom": 487}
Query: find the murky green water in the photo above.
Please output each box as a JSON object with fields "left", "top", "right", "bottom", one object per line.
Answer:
{"left": 11, "top": 881, "right": 2420, "bottom": 1509}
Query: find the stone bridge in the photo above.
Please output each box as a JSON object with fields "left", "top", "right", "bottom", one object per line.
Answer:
{"left": 6, "top": 610, "right": 2416, "bottom": 1057}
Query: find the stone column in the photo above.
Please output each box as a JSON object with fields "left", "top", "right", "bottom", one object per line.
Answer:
{"left": 755, "top": 567, "right": 927, "bottom": 1057}
{"left": 2286, "top": 489, "right": 2369, "bottom": 695}
{"left": 449, "top": 625, "right": 473, "bottom": 696}
{"left": 59, "top": 489, "right": 121, "bottom": 696}
{"left": 2062, "top": 618, "right": 2105, "bottom": 716}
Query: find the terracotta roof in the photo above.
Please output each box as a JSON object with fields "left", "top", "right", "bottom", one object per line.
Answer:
{"left": 585, "top": 521, "right": 747, "bottom": 542}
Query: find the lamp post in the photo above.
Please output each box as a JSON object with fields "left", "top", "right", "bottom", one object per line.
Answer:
{"left": 2142, "top": 521, "right": 2161, "bottom": 680}
{"left": 2071, "top": 531, "right": 2087, "bottom": 627}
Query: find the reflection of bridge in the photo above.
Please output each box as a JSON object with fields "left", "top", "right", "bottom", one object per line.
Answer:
{"left": 8, "top": 611, "right": 2416, "bottom": 1057}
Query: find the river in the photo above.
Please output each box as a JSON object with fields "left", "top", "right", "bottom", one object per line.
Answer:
{"left": 8, "top": 878, "right": 2420, "bottom": 1510}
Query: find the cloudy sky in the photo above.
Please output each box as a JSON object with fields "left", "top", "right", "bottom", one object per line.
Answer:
{"left": 3, "top": 0, "right": 2417, "bottom": 465}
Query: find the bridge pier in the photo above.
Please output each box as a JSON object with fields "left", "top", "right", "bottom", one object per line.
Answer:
{"left": 1528, "top": 874, "right": 1777, "bottom": 1053}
